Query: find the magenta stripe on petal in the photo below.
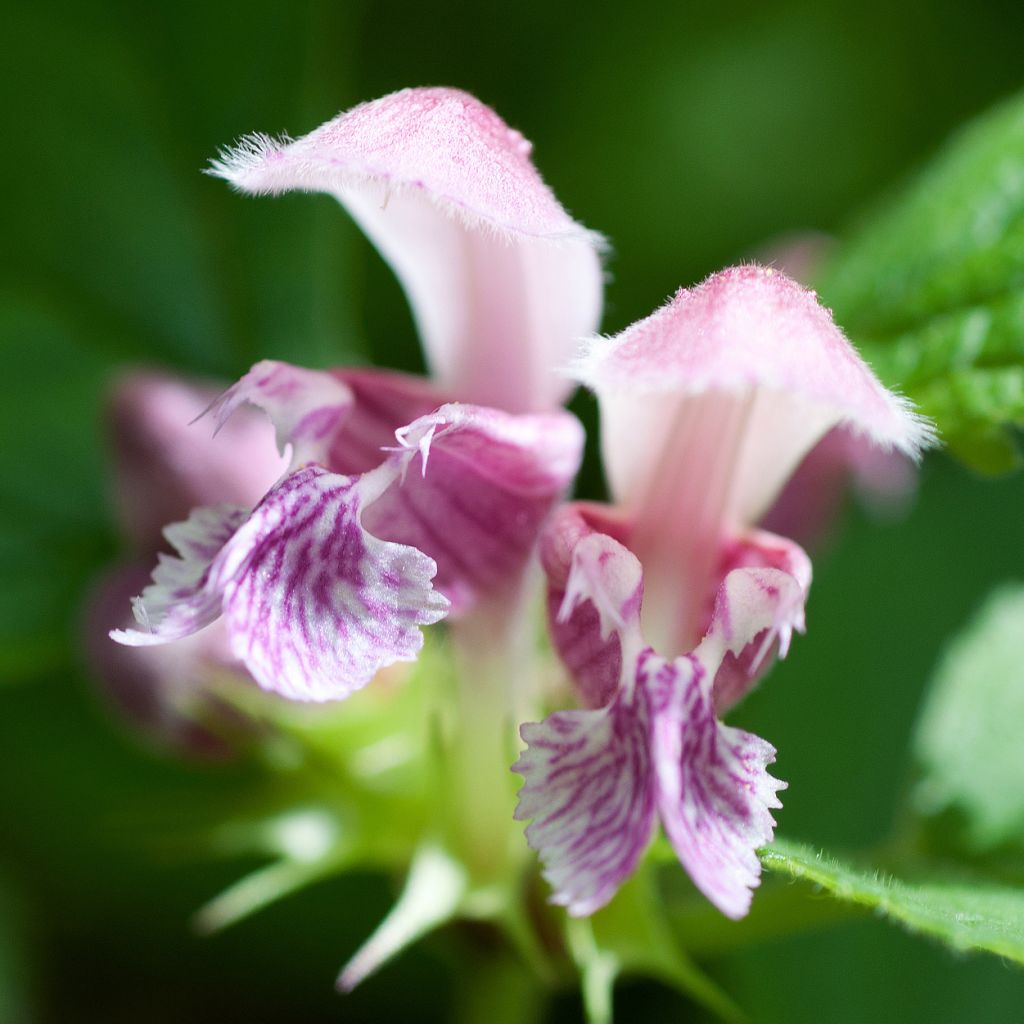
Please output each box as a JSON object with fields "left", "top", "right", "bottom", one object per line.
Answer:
{"left": 513, "top": 667, "right": 658, "bottom": 917}
{"left": 215, "top": 466, "right": 449, "bottom": 702}
{"left": 651, "top": 653, "right": 785, "bottom": 919}
{"left": 114, "top": 464, "right": 451, "bottom": 703}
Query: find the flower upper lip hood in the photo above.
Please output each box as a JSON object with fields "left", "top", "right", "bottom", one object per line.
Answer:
{"left": 211, "top": 86, "right": 601, "bottom": 242}
{"left": 578, "top": 265, "right": 933, "bottom": 528}
{"left": 209, "top": 86, "right": 605, "bottom": 414}
{"left": 574, "top": 265, "right": 935, "bottom": 657}
{"left": 574, "top": 265, "right": 931, "bottom": 453}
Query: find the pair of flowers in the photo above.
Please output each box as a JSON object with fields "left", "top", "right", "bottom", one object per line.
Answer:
{"left": 108, "top": 87, "right": 930, "bottom": 920}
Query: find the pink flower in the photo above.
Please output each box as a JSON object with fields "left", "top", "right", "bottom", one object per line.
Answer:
{"left": 209, "top": 87, "right": 603, "bottom": 415}
{"left": 110, "top": 88, "right": 602, "bottom": 703}
{"left": 514, "top": 266, "right": 933, "bottom": 918}
{"left": 86, "top": 371, "right": 287, "bottom": 754}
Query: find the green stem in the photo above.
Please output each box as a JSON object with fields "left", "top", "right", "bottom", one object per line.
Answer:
{"left": 444, "top": 582, "right": 537, "bottom": 882}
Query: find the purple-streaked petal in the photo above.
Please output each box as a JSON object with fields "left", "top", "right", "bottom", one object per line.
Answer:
{"left": 513, "top": 662, "right": 657, "bottom": 917}
{"left": 540, "top": 503, "right": 641, "bottom": 709}
{"left": 328, "top": 369, "right": 454, "bottom": 475}
{"left": 215, "top": 465, "right": 449, "bottom": 702}
{"left": 700, "top": 550, "right": 809, "bottom": 714}
{"left": 651, "top": 652, "right": 785, "bottom": 919}
{"left": 210, "top": 87, "right": 604, "bottom": 413}
{"left": 530, "top": 514, "right": 794, "bottom": 918}
{"left": 107, "top": 370, "right": 287, "bottom": 554}
{"left": 209, "top": 360, "right": 355, "bottom": 467}
{"left": 111, "top": 504, "right": 250, "bottom": 646}
{"left": 362, "top": 404, "right": 584, "bottom": 613}
{"left": 113, "top": 465, "right": 450, "bottom": 702}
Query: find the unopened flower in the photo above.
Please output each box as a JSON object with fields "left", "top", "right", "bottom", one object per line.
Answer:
{"left": 86, "top": 371, "right": 286, "bottom": 754}
{"left": 514, "top": 266, "right": 933, "bottom": 918}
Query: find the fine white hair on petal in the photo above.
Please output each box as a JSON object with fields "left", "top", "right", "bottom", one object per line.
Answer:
{"left": 205, "top": 87, "right": 605, "bottom": 413}
{"left": 652, "top": 652, "right": 785, "bottom": 920}
{"left": 572, "top": 264, "right": 935, "bottom": 460}
{"left": 207, "top": 132, "right": 293, "bottom": 187}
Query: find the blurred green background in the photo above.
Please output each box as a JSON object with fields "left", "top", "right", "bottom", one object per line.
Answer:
{"left": 3, "top": 0, "right": 1024, "bottom": 1020}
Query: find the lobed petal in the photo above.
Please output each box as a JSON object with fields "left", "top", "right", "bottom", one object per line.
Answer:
{"left": 215, "top": 465, "right": 449, "bottom": 702}
{"left": 701, "top": 564, "right": 808, "bottom": 669}
{"left": 111, "top": 504, "right": 250, "bottom": 646}
{"left": 363, "top": 403, "right": 584, "bottom": 613}
{"left": 211, "top": 361, "right": 451, "bottom": 476}
{"left": 651, "top": 652, "right": 785, "bottom": 919}
{"left": 532, "top": 514, "right": 798, "bottom": 918}
{"left": 558, "top": 532, "right": 644, "bottom": 643}
{"left": 513, "top": 664, "right": 658, "bottom": 917}
{"left": 540, "top": 504, "right": 641, "bottom": 709}
{"left": 519, "top": 609, "right": 786, "bottom": 919}
{"left": 709, "top": 534, "right": 810, "bottom": 713}
{"left": 113, "top": 465, "right": 450, "bottom": 702}
{"left": 210, "top": 87, "right": 604, "bottom": 413}
{"left": 209, "top": 360, "right": 355, "bottom": 467}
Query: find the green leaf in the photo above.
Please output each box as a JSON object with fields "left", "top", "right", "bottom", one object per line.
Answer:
{"left": 817, "top": 91, "right": 1024, "bottom": 470}
{"left": 762, "top": 838, "right": 1024, "bottom": 964}
{"left": 912, "top": 584, "right": 1024, "bottom": 852}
